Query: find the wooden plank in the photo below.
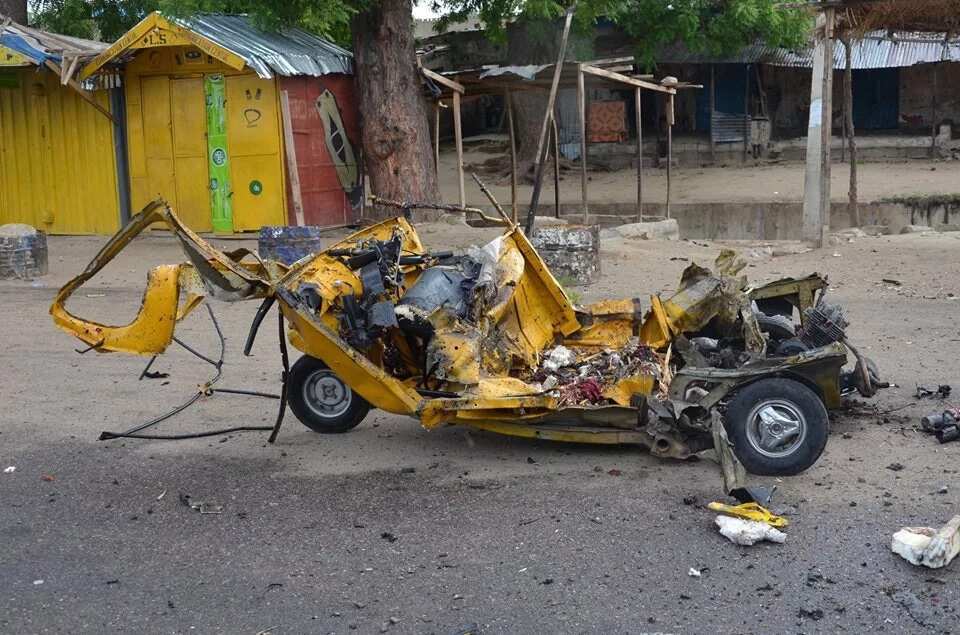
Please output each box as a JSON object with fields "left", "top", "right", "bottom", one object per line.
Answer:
{"left": 525, "top": 7, "right": 575, "bottom": 234}
{"left": 279, "top": 90, "right": 305, "bottom": 226}
{"left": 421, "top": 66, "right": 465, "bottom": 94}
{"left": 635, "top": 87, "right": 643, "bottom": 223}
{"left": 453, "top": 91, "right": 465, "bottom": 207}
{"left": 580, "top": 64, "right": 675, "bottom": 95}
{"left": 506, "top": 90, "right": 518, "bottom": 222}
{"left": 578, "top": 64, "right": 588, "bottom": 224}
{"left": 743, "top": 63, "right": 750, "bottom": 163}
{"left": 551, "top": 112, "right": 560, "bottom": 219}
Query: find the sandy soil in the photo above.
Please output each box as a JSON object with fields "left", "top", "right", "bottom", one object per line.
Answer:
{"left": 436, "top": 140, "right": 960, "bottom": 207}
{"left": 2, "top": 225, "right": 960, "bottom": 632}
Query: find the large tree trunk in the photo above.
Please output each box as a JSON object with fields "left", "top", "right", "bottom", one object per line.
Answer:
{"left": 352, "top": 0, "right": 439, "bottom": 219}
{"left": 0, "top": 0, "right": 27, "bottom": 23}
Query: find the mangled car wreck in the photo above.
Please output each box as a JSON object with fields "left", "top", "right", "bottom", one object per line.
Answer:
{"left": 52, "top": 199, "right": 883, "bottom": 477}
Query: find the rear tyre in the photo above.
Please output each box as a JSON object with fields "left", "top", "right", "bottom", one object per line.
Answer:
{"left": 288, "top": 356, "right": 370, "bottom": 433}
{"left": 724, "top": 378, "right": 828, "bottom": 476}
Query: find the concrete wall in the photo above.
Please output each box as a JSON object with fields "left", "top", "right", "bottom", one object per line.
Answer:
{"left": 480, "top": 201, "right": 960, "bottom": 239}
{"left": 900, "top": 62, "right": 960, "bottom": 132}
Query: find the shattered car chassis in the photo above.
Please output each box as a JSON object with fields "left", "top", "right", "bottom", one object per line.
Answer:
{"left": 52, "top": 199, "right": 883, "bottom": 478}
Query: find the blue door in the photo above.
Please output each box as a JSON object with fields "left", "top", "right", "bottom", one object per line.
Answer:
{"left": 696, "top": 64, "right": 749, "bottom": 131}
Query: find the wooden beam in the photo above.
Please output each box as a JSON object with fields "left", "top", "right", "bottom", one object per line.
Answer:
{"left": 580, "top": 64, "right": 676, "bottom": 95}
{"left": 421, "top": 66, "right": 465, "bottom": 94}
{"left": 635, "top": 87, "right": 643, "bottom": 223}
{"left": 279, "top": 90, "right": 305, "bottom": 226}
{"left": 578, "top": 63, "right": 589, "bottom": 224}
{"left": 525, "top": 6, "right": 574, "bottom": 234}
{"left": 506, "top": 90, "right": 518, "bottom": 222}
{"left": 801, "top": 8, "right": 836, "bottom": 247}
{"left": 433, "top": 102, "right": 440, "bottom": 176}
{"left": 666, "top": 93, "right": 674, "bottom": 220}
{"left": 743, "top": 63, "right": 750, "bottom": 163}
{"left": 43, "top": 59, "right": 115, "bottom": 124}
{"left": 551, "top": 113, "right": 561, "bottom": 219}
{"left": 709, "top": 65, "right": 716, "bottom": 161}
{"left": 452, "top": 91, "right": 465, "bottom": 208}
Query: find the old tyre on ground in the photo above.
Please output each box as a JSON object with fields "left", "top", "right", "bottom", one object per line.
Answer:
{"left": 724, "top": 377, "right": 829, "bottom": 476}
{"left": 288, "top": 355, "right": 370, "bottom": 433}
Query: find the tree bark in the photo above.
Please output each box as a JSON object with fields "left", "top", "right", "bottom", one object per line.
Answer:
{"left": 351, "top": 0, "right": 439, "bottom": 219}
{"left": 842, "top": 35, "right": 859, "bottom": 227}
{"left": 0, "top": 0, "right": 27, "bottom": 23}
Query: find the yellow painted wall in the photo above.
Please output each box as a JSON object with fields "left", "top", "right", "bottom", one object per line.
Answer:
{"left": 0, "top": 67, "right": 119, "bottom": 234}
{"left": 124, "top": 45, "right": 286, "bottom": 232}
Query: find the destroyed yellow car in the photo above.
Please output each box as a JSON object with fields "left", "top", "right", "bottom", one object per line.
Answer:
{"left": 52, "top": 200, "right": 882, "bottom": 477}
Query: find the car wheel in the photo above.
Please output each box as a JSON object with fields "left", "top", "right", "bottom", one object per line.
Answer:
{"left": 724, "top": 378, "right": 828, "bottom": 476}
{"left": 288, "top": 356, "right": 370, "bottom": 433}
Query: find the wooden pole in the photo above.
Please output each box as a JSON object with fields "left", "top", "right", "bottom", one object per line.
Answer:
{"left": 843, "top": 35, "right": 859, "bottom": 227}
{"left": 666, "top": 93, "right": 674, "bottom": 220}
{"left": 635, "top": 87, "right": 643, "bottom": 223}
{"left": 279, "top": 90, "right": 305, "bottom": 226}
{"left": 931, "top": 64, "right": 939, "bottom": 157}
{"left": 506, "top": 90, "right": 519, "bottom": 222}
{"left": 433, "top": 102, "right": 440, "bottom": 176}
{"left": 578, "top": 64, "right": 589, "bottom": 224}
{"left": 801, "top": 8, "right": 835, "bottom": 248}
{"left": 709, "top": 64, "right": 716, "bottom": 162}
{"left": 453, "top": 91, "right": 465, "bottom": 208}
{"left": 743, "top": 64, "right": 750, "bottom": 163}
{"left": 551, "top": 112, "right": 561, "bottom": 219}
{"left": 525, "top": 6, "right": 575, "bottom": 234}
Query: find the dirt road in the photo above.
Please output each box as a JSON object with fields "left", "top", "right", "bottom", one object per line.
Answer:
{"left": 2, "top": 226, "right": 959, "bottom": 633}
{"left": 438, "top": 142, "right": 960, "bottom": 208}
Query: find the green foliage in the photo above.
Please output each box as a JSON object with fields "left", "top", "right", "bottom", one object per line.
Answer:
{"left": 437, "top": 0, "right": 811, "bottom": 69}
{"left": 28, "top": 0, "right": 354, "bottom": 46}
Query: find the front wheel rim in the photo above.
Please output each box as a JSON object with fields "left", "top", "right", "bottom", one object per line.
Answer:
{"left": 745, "top": 399, "right": 807, "bottom": 458}
{"left": 302, "top": 369, "right": 352, "bottom": 418}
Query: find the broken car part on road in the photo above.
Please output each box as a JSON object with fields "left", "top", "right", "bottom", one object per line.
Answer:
{"left": 51, "top": 199, "right": 883, "bottom": 481}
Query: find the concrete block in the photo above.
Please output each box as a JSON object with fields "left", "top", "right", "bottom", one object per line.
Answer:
{"left": 532, "top": 224, "right": 601, "bottom": 285}
{"left": 900, "top": 224, "right": 935, "bottom": 234}
{"left": 612, "top": 219, "right": 680, "bottom": 241}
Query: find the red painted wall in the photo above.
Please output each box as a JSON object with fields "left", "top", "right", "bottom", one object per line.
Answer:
{"left": 280, "top": 74, "right": 362, "bottom": 227}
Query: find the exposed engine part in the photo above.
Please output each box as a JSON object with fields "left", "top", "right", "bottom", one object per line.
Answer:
{"left": 798, "top": 302, "right": 848, "bottom": 348}
{"left": 398, "top": 266, "right": 472, "bottom": 318}
{"left": 774, "top": 338, "right": 810, "bottom": 357}
{"left": 368, "top": 300, "right": 398, "bottom": 330}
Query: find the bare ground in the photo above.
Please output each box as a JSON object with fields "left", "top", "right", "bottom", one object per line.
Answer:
{"left": 2, "top": 225, "right": 960, "bottom": 633}
{"left": 437, "top": 142, "right": 960, "bottom": 207}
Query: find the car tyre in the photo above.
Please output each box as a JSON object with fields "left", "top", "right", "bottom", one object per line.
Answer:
{"left": 724, "top": 377, "right": 828, "bottom": 476}
{"left": 288, "top": 356, "right": 370, "bottom": 433}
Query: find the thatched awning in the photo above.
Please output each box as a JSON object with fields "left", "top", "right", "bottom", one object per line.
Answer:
{"left": 800, "top": 0, "right": 960, "bottom": 34}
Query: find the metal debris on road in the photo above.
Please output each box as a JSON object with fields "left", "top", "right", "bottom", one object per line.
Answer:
{"left": 688, "top": 567, "right": 702, "bottom": 578}
{"left": 3, "top": 466, "right": 15, "bottom": 474}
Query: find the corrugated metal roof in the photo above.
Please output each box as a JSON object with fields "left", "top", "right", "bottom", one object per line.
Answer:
{"left": 169, "top": 14, "right": 353, "bottom": 78}
{"left": 0, "top": 21, "right": 108, "bottom": 65}
{"left": 658, "top": 31, "right": 960, "bottom": 69}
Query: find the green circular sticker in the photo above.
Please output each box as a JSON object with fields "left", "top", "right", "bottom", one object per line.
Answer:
{"left": 211, "top": 148, "right": 227, "bottom": 166}
{"left": 249, "top": 180, "right": 263, "bottom": 195}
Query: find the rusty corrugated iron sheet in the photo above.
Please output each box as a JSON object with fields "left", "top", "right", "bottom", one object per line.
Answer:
{"left": 657, "top": 31, "right": 960, "bottom": 69}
